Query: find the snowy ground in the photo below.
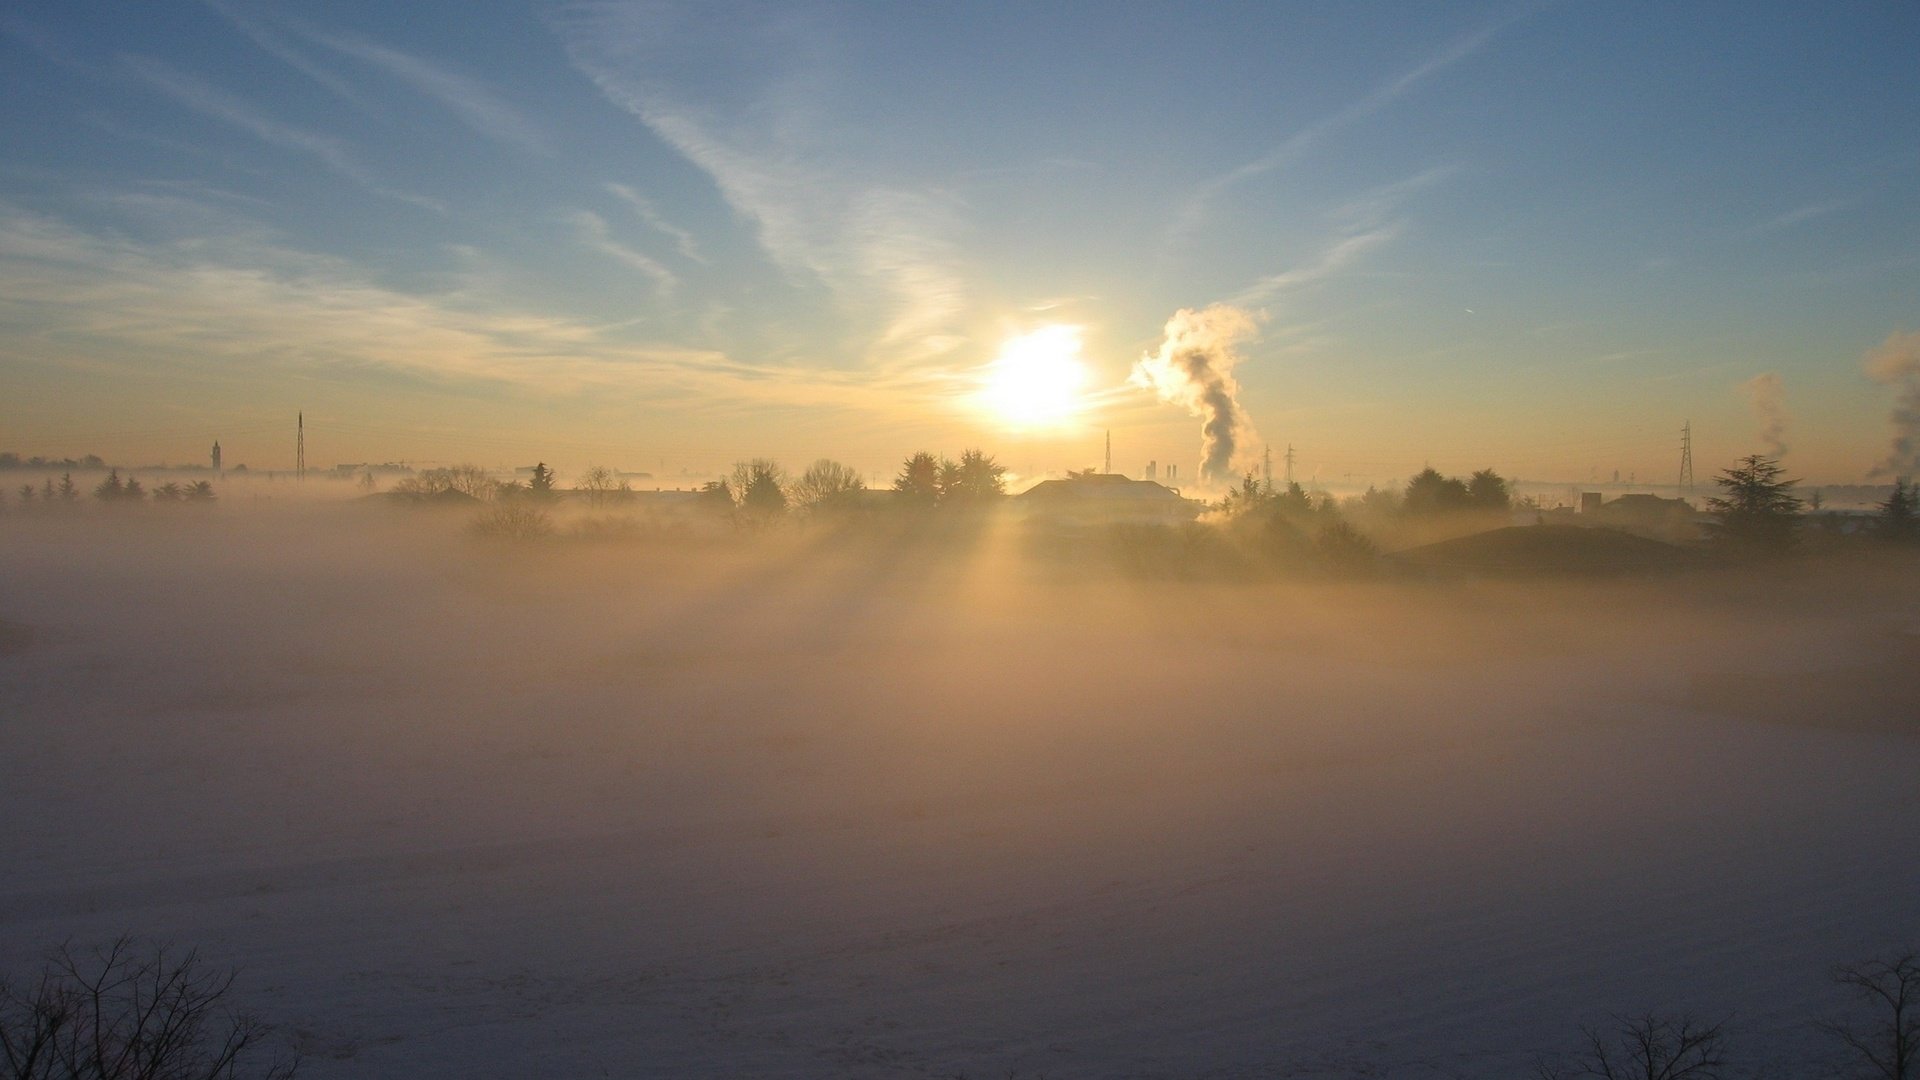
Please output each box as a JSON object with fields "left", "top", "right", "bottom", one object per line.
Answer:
{"left": 3, "top": 505, "right": 1917, "bottom": 1077}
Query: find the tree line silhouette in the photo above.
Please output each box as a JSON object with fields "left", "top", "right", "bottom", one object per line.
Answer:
{"left": 1, "top": 471, "right": 216, "bottom": 509}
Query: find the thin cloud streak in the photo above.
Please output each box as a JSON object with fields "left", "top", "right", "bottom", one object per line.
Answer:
{"left": 0, "top": 204, "right": 952, "bottom": 417}
{"left": 313, "top": 33, "right": 550, "bottom": 155}
{"left": 121, "top": 55, "right": 443, "bottom": 212}
{"left": 565, "top": 209, "right": 678, "bottom": 294}
{"left": 1167, "top": 13, "right": 1521, "bottom": 246}
{"left": 1232, "top": 225, "right": 1400, "bottom": 308}
{"left": 198, "top": 0, "right": 375, "bottom": 111}
{"left": 605, "top": 183, "right": 705, "bottom": 263}
{"left": 554, "top": 5, "right": 972, "bottom": 369}
{"left": 1745, "top": 198, "right": 1851, "bottom": 238}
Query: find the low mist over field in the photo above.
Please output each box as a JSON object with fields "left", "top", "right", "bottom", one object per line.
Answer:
{"left": 4, "top": 493, "right": 1919, "bottom": 1076}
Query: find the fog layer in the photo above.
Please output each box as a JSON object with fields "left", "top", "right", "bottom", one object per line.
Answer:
{"left": 3, "top": 504, "right": 1917, "bottom": 1076}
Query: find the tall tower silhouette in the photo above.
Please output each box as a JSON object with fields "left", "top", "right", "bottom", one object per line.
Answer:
{"left": 1677, "top": 420, "right": 1694, "bottom": 496}
{"left": 211, "top": 440, "right": 222, "bottom": 477}
{"left": 296, "top": 412, "right": 306, "bottom": 481}
{"left": 1103, "top": 430, "right": 1111, "bottom": 474}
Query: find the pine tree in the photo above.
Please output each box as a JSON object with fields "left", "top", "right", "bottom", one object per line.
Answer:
{"left": 93, "top": 469, "right": 124, "bottom": 501}
{"left": 1705, "top": 454, "right": 1803, "bottom": 550}
{"left": 1877, "top": 478, "right": 1916, "bottom": 542}
{"left": 527, "top": 461, "right": 556, "bottom": 499}
{"left": 893, "top": 451, "right": 941, "bottom": 506}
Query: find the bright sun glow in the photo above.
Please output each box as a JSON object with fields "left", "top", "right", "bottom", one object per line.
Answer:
{"left": 979, "top": 325, "right": 1091, "bottom": 428}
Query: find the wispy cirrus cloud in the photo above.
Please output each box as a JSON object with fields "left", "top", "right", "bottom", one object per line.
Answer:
{"left": 122, "top": 55, "right": 442, "bottom": 212}
{"left": 552, "top": 3, "right": 972, "bottom": 369}
{"left": 197, "top": 0, "right": 375, "bottom": 111}
{"left": 311, "top": 32, "right": 550, "bottom": 155}
{"left": 564, "top": 208, "right": 677, "bottom": 294}
{"left": 1168, "top": 13, "right": 1519, "bottom": 246}
{"left": 203, "top": 1, "right": 546, "bottom": 155}
{"left": 605, "top": 182, "right": 704, "bottom": 263}
{"left": 0, "top": 202, "right": 948, "bottom": 416}
{"left": 1231, "top": 225, "right": 1401, "bottom": 308}
{"left": 1744, "top": 197, "right": 1851, "bottom": 238}
{"left": 1230, "top": 165, "right": 1451, "bottom": 307}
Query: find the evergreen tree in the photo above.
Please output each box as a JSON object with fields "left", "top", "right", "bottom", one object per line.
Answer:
{"left": 1466, "top": 468, "right": 1511, "bottom": 512}
{"left": 1705, "top": 454, "right": 1803, "bottom": 550}
{"left": 935, "top": 457, "right": 963, "bottom": 500}
{"left": 1219, "top": 471, "right": 1271, "bottom": 517}
{"left": 730, "top": 459, "right": 787, "bottom": 523}
{"left": 527, "top": 462, "right": 556, "bottom": 499}
{"left": 947, "top": 449, "right": 1007, "bottom": 501}
{"left": 1876, "top": 478, "right": 1916, "bottom": 542}
{"left": 893, "top": 451, "right": 941, "bottom": 506}
{"left": 1403, "top": 467, "right": 1471, "bottom": 515}
{"left": 695, "top": 479, "right": 733, "bottom": 515}
{"left": 93, "top": 470, "right": 124, "bottom": 502}
{"left": 58, "top": 473, "right": 78, "bottom": 501}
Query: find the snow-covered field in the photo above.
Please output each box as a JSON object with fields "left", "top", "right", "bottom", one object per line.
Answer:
{"left": 3, "top": 504, "right": 1917, "bottom": 1077}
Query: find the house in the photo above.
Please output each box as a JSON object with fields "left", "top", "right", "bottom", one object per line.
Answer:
{"left": 1012, "top": 473, "right": 1201, "bottom": 525}
{"left": 1593, "top": 492, "right": 1703, "bottom": 541}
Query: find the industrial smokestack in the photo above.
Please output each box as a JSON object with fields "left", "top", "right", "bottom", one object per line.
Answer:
{"left": 1129, "top": 305, "right": 1260, "bottom": 486}
{"left": 1743, "top": 372, "right": 1790, "bottom": 458}
{"left": 1865, "top": 331, "right": 1920, "bottom": 478}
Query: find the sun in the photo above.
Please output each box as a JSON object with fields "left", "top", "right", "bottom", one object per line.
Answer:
{"left": 978, "top": 325, "right": 1092, "bottom": 428}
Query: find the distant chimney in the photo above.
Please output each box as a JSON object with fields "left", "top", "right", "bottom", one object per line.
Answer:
{"left": 1145, "top": 460, "right": 1157, "bottom": 481}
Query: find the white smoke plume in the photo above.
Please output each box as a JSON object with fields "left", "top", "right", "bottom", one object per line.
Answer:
{"left": 1864, "top": 330, "right": 1920, "bottom": 478}
{"left": 1743, "top": 372, "right": 1790, "bottom": 458}
{"left": 1130, "top": 305, "right": 1260, "bottom": 485}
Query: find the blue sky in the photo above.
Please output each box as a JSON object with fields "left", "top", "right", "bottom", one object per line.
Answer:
{"left": 2, "top": 1, "right": 1916, "bottom": 486}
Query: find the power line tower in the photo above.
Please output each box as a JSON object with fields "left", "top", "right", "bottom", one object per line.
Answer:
{"left": 296, "top": 411, "right": 306, "bottom": 481}
{"left": 1262, "top": 445, "right": 1272, "bottom": 493}
{"left": 1284, "top": 443, "right": 1296, "bottom": 487}
{"left": 1677, "top": 419, "right": 1694, "bottom": 496}
{"left": 1103, "top": 430, "right": 1111, "bottom": 474}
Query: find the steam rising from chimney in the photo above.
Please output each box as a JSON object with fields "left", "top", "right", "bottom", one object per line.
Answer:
{"left": 1130, "top": 305, "right": 1260, "bottom": 486}
{"left": 1743, "top": 372, "right": 1790, "bottom": 458}
{"left": 1865, "top": 331, "right": 1920, "bottom": 478}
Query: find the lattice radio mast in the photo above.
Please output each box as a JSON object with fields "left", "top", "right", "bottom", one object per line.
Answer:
{"left": 1677, "top": 420, "right": 1694, "bottom": 496}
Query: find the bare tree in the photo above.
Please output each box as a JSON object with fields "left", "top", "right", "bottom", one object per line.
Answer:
{"left": 0, "top": 937, "right": 296, "bottom": 1080}
{"left": 574, "top": 465, "right": 630, "bottom": 508}
{"left": 1826, "top": 951, "right": 1920, "bottom": 1080}
{"left": 1538, "top": 1014, "right": 1729, "bottom": 1080}
{"left": 468, "top": 502, "right": 554, "bottom": 540}
{"left": 390, "top": 465, "right": 498, "bottom": 502}
{"left": 789, "top": 458, "right": 864, "bottom": 515}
